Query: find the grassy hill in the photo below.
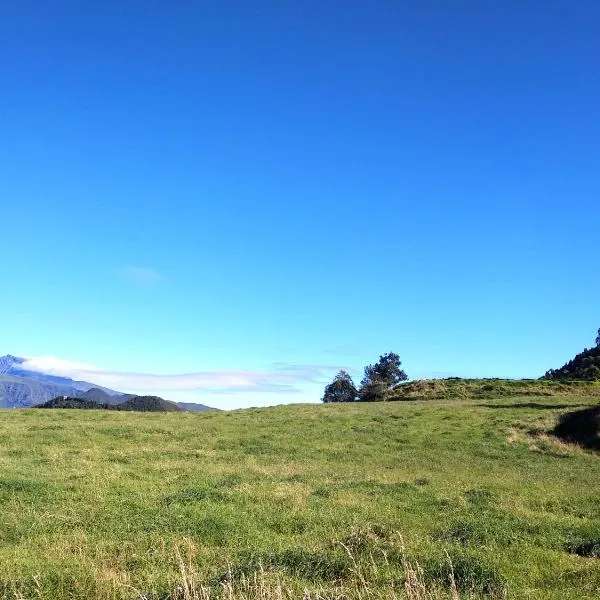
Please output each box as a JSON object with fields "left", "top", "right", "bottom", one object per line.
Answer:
{"left": 37, "top": 395, "right": 181, "bottom": 412}
{"left": 117, "top": 395, "right": 181, "bottom": 412}
{"left": 0, "top": 392, "right": 598, "bottom": 599}
{"left": 388, "top": 377, "right": 600, "bottom": 401}
{"left": 37, "top": 396, "right": 112, "bottom": 409}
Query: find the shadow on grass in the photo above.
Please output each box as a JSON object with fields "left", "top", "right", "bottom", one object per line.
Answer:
{"left": 552, "top": 405, "right": 600, "bottom": 451}
{"left": 477, "top": 403, "right": 590, "bottom": 410}
{"left": 565, "top": 538, "right": 600, "bottom": 558}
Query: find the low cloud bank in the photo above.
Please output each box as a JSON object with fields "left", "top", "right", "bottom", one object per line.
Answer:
{"left": 20, "top": 356, "right": 345, "bottom": 395}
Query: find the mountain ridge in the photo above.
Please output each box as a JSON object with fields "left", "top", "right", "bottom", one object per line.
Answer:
{"left": 0, "top": 354, "right": 215, "bottom": 411}
{"left": 37, "top": 395, "right": 182, "bottom": 412}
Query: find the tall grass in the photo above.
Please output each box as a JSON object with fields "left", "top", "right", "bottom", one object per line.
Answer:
{"left": 165, "top": 537, "right": 465, "bottom": 600}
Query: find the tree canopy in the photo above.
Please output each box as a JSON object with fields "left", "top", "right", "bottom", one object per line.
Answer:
{"left": 321, "top": 370, "right": 357, "bottom": 403}
{"left": 361, "top": 352, "right": 407, "bottom": 388}
{"left": 542, "top": 345, "right": 600, "bottom": 381}
{"left": 321, "top": 353, "right": 408, "bottom": 403}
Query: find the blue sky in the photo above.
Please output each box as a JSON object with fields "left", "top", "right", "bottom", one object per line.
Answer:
{"left": 1, "top": 1, "right": 599, "bottom": 409}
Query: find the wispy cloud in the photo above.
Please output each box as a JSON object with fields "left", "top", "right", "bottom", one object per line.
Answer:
{"left": 19, "top": 356, "right": 345, "bottom": 395}
{"left": 120, "top": 266, "right": 163, "bottom": 285}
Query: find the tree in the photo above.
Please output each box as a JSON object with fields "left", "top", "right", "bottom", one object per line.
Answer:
{"left": 596, "top": 328, "right": 600, "bottom": 347}
{"left": 357, "top": 379, "right": 390, "bottom": 402}
{"left": 322, "top": 370, "right": 358, "bottom": 403}
{"left": 361, "top": 352, "right": 407, "bottom": 388}
{"left": 358, "top": 352, "right": 408, "bottom": 402}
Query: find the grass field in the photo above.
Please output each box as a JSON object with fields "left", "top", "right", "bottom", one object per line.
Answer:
{"left": 0, "top": 394, "right": 599, "bottom": 599}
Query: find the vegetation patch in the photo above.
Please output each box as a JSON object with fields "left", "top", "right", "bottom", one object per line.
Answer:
{"left": 221, "top": 548, "right": 353, "bottom": 583}
{"left": 434, "top": 510, "right": 543, "bottom": 549}
{"left": 389, "top": 378, "right": 600, "bottom": 401}
{"left": 425, "top": 552, "right": 508, "bottom": 597}
{"left": 37, "top": 395, "right": 181, "bottom": 412}
{"left": 163, "top": 486, "right": 229, "bottom": 506}
{"left": 464, "top": 488, "right": 494, "bottom": 506}
{"left": 543, "top": 344, "right": 600, "bottom": 381}
{"left": 0, "top": 477, "right": 51, "bottom": 503}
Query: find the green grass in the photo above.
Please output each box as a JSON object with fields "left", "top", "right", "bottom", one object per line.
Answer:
{"left": 0, "top": 395, "right": 599, "bottom": 599}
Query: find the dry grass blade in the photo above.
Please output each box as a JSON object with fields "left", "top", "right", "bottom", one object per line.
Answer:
{"left": 167, "top": 538, "right": 462, "bottom": 600}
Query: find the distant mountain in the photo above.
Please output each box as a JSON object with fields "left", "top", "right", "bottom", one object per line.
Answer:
{"left": 0, "top": 375, "right": 76, "bottom": 408}
{"left": 0, "top": 354, "right": 124, "bottom": 408}
{"left": 0, "top": 355, "right": 25, "bottom": 374}
{"left": 0, "top": 354, "right": 216, "bottom": 410}
{"left": 114, "top": 393, "right": 214, "bottom": 412}
{"left": 80, "top": 388, "right": 122, "bottom": 404}
{"left": 5, "top": 361, "right": 121, "bottom": 396}
{"left": 542, "top": 346, "right": 600, "bottom": 381}
{"left": 176, "top": 401, "right": 217, "bottom": 412}
{"left": 38, "top": 395, "right": 182, "bottom": 412}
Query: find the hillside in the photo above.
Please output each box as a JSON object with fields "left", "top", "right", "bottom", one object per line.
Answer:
{"left": 117, "top": 395, "right": 181, "bottom": 412}
{"left": 121, "top": 394, "right": 214, "bottom": 412}
{"left": 0, "top": 374, "right": 76, "bottom": 408}
{"left": 37, "top": 395, "right": 182, "bottom": 412}
{"left": 175, "top": 401, "right": 216, "bottom": 412}
{"left": 80, "top": 387, "right": 122, "bottom": 404}
{"left": 542, "top": 345, "right": 600, "bottom": 381}
{"left": 387, "top": 377, "right": 600, "bottom": 401}
{"left": 0, "top": 354, "right": 123, "bottom": 408}
{"left": 0, "top": 394, "right": 599, "bottom": 599}
{"left": 0, "top": 354, "right": 214, "bottom": 411}
{"left": 37, "top": 396, "right": 112, "bottom": 410}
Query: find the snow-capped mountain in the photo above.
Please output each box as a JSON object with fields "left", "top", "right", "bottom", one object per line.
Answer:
{"left": 0, "top": 354, "right": 214, "bottom": 411}
{"left": 0, "top": 354, "right": 122, "bottom": 408}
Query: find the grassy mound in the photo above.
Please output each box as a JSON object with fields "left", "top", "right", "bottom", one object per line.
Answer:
{"left": 37, "top": 396, "right": 112, "bottom": 409}
{"left": 37, "top": 395, "right": 181, "bottom": 412}
{"left": 387, "top": 378, "right": 600, "bottom": 401}
{"left": 117, "top": 395, "right": 181, "bottom": 412}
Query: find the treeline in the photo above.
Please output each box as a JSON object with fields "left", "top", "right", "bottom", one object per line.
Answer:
{"left": 322, "top": 352, "right": 407, "bottom": 403}
{"left": 542, "top": 327, "right": 600, "bottom": 382}
{"left": 542, "top": 346, "right": 600, "bottom": 381}
{"left": 37, "top": 396, "right": 181, "bottom": 412}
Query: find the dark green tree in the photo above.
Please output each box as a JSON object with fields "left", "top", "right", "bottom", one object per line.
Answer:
{"left": 357, "top": 379, "right": 390, "bottom": 402}
{"left": 596, "top": 328, "right": 600, "bottom": 347}
{"left": 542, "top": 344, "right": 600, "bottom": 381}
{"left": 358, "top": 352, "right": 408, "bottom": 402}
{"left": 322, "top": 370, "right": 357, "bottom": 403}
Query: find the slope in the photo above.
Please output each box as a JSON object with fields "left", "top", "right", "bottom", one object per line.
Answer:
{"left": 542, "top": 345, "right": 600, "bottom": 381}
{"left": 0, "top": 394, "right": 598, "bottom": 599}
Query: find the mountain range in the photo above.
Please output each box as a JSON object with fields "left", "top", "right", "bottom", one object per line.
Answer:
{"left": 0, "top": 355, "right": 214, "bottom": 411}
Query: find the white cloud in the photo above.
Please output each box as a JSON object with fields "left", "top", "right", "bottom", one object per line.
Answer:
{"left": 19, "top": 356, "right": 344, "bottom": 400}
{"left": 23, "top": 356, "right": 102, "bottom": 374}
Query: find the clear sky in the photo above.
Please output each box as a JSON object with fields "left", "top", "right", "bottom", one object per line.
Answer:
{"left": 1, "top": 1, "right": 599, "bottom": 409}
